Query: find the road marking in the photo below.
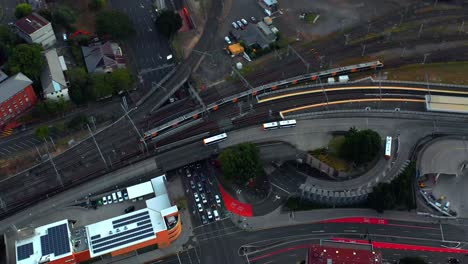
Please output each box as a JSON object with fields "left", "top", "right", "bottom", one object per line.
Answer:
{"left": 8, "top": 146, "right": 17, "bottom": 151}
{"left": 344, "top": 230, "right": 357, "bottom": 233}
{"left": 20, "top": 142, "right": 30, "bottom": 147}
{"left": 440, "top": 224, "right": 445, "bottom": 241}
{"left": 312, "top": 230, "right": 324, "bottom": 233}
{"left": 15, "top": 144, "right": 24, "bottom": 149}
{"left": 270, "top": 182, "right": 290, "bottom": 194}
{"left": 2, "top": 148, "right": 11, "bottom": 153}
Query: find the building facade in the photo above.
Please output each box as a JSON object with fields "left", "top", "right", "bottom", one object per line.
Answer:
{"left": 14, "top": 13, "right": 56, "bottom": 48}
{"left": 0, "top": 73, "right": 38, "bottom": 126}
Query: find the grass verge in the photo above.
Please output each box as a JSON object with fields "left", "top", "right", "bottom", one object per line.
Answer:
{"left": 386, "top": 61, "right": 468, "bottom": 85}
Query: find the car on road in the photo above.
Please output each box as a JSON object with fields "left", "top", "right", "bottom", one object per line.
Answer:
{"left": 232, "top": 22, "right": 238, "bottom": 29}
{"left": 201, "top": 193, "right": 207, "bottom": 204}
{"left": 215, "top": 195, "right": 221, "bottom": 205}
{"left": 250, "top": 16, "right": 257, "bottom": 23}
{"left": 124, "top": 206, "right": 135, "bottom": 214}
{"left": 197, "top": 203, "right": 203, "bottom": 212}
{"left": 194, "top": 192, "right": 200, "bottom": 203}
{"left": 241, "top": 18, "right": 248, "bottom": 25}
{"left": 207, "top": 209, "right": 213, "bottom": 220}
{"left": 213, "top": 209, "right": 220, "bottom": 220}
{"left": 102, "top": 196, "right": 108, "bottom": 205}
{"left": 186, "top": 169, "right": 192, "bottom": 177}
{"left": 190, "top": 180, "right": 195, "bottom": 190}
{"left": 107, "top": 195, "right": 113, "bottom": 204}
{"left": 236, "top": 21, "right": 244, "bottom": 29}
{"left": 201, "top": 215, "right": 208, "bottom": 224}
{"left": 224, "top": 36, "right": 232, "bottom": 45}
{"left": 448, "top": 257, "right": 460, "bottom": 264}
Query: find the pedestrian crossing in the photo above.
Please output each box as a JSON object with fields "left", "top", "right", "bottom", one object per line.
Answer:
{"left": 1, "top": 127, "right": 14, "bottom": 137}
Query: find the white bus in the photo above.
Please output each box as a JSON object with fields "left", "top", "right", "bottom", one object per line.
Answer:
{"left": 203, "top": 133, "right": 227, "bottom": 145}
{"left": 262, "top": 122, "right": 279, "bottom": 130}
{"left": 279, "top": 119, "right": 297, "bottom": 128}
{"left": 385, "top": 136, "right": 392, "bottom": 158}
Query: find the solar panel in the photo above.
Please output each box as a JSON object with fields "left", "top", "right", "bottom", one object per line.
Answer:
{"left": 92, "top": 226, "right": 154, "bottom": 250}
{"left": 17, "top": 243, "right": 34, "bottom": 260}
{"left": 113, "top": 214, "right": 150, "bottom": 229}
{"left": 93, "top": 231, "right": 155, "bottom": 254}
{"left": 137, "top": 219, "right": 152, "bottom": 226}
{"left": 112, "top": 211, "right": 148, "bottom": 225}
{"left": 40, "top": 223, "right": 70, "bottom": 257}
{"left": 91, "top": 223, "right": 153, "bottom": 245}
{"left": 90, "top": 234, "right": 101, "bottom": 240}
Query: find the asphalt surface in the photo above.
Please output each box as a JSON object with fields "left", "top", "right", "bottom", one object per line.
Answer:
{"left": 0, "top": 0, "right": 16, "bottom": 23}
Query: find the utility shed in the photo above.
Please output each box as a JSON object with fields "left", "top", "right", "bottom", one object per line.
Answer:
{"left": 425, "top": 95, "right": 468, "bottom": 114}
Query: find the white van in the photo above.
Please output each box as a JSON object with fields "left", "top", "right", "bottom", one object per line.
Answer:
{"left": 213, "top": 210, "right": 220, "bottom": 221}
{"left": 117, "top": 191, "right": 124, "bottom": 202}
{"left": 112, "top": 193, "right": 118, "bottom": 203}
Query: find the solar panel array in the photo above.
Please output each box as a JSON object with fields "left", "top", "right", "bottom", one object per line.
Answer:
{"left": 17, "top": 243, "right": 34, "bottom": 261}
{"left": 90, "top": 211, "right": 155, "bottom": 255}
{"left": 40, "top": 223, "right": 70, "bottom": 257}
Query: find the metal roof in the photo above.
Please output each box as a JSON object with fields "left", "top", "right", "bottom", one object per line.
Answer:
{"left": 425, "top": 95, "right": 468, "bottom": 114}
{"left": 41, "top": 48, "right": 67, "bottom": 94}
{"left": 0, "top": 73, "right": 33, "bottom": 103}
{"left": 15, "top": 13, "right": 50, "bottom": 35}
{"left": 126, "top": 181, "right": 154, "bottom": 200}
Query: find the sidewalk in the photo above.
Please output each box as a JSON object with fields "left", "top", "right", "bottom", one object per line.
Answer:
{"left": 230, "top": 206, "right": 450, "bottom": 231}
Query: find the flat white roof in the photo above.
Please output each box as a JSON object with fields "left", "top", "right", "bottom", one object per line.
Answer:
{"left": 58, "top": 56, "right": 67, "bottom": 71}
{"left": 426, "top": 95, "right": 468, "bottom": 114}
{"left": 127, "top": 181, "right": 154, "bottom": 200}
{"left": 151, "top": 175, "right": 167, "bottom": 196}
{"left": 15, "top": 219, "right": 72, "bottom": 264}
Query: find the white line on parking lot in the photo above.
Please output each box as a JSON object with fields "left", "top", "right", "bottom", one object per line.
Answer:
{"left": 15, "top": 144, "right": 24, "bottom": 149}
{"left": 20, "top": 142, "right": 30, "bottom": 147}
{"left": 2, "top": 148, "right": 11, "bottom": 153}
{"left": 31, "top": 138, "right": 40, "bottom": 143}
{"left": 270, "top": 182, "right": 290, "bottom": 194}
{"left": 0, "top": 150, "right": 6, "bottom": 155}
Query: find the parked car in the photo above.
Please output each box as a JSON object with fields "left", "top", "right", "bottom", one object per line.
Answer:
{"left": 123, "top": 190, "right": 129, "bottom": 201}
{"left": 207, "top": 209, "right": 213, "bottom": 220}
{"left": 194, "top": 192, "right": 200, "bottom": 203}
{"left": 232, "top": 21, "right": 238, "bottom": 29}
{"left": 215, "top": 195, "right": 221, "bottom": 205}
{"left": 102, "top": 196, "right": 108, "bottom": 205}
{"left": 250, "top": 16, "right": 257, "bottom": 23}
{"left": 241, "top": 18, "right": 248, "bottom": 25}
{"left": 198, "top": 182, "right": 203, "bottom": 192}
{"left": 190, "top": 180, "right": 196, "bottom": 190}
{"left": 236, "top": 20, "right": 244, "bottom": 29}
{"left": 224, "top": 36, "right": 232, "bottom": 45}
{"left": 186, "top": 169, "right": 192, "bottom": 177}
{"left": 201, "top": 215, "right": 208, "bottom": 224}
{"left": 117, "top": 191, "right": 124, "bottom": 202}
{"left": 201, "top": 193, "right": 207, "bottom": 204}
{"left": 107, "top": 195, "right": 113, "bottom": 204}
{"left": 124, "top": 206, "right": 135, "bottom": 214}
{"left": 213, "top": 209, "right": 220, "bottom": 220}
{"left": 197, "top": 203, "right": 203, "bottom": 212}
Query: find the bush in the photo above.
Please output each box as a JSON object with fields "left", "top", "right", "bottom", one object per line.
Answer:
{"left": 219, "top": 143, "right": 264, "bottom": 185}
{"left": 96, "top": 11, "right": 135, "bottom": 40}
{"left": 14, "top": 4, "right": 32, "bottom": 19}
{"left": 340, "top": 127, "right": 381, "bottom": 165}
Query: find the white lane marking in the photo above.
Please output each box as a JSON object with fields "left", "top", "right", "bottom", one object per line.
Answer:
{"left": 270, "top": 182, "right": 290, "bottom": 194}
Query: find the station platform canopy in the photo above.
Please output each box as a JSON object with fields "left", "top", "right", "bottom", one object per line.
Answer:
{"left": 425, "top": 95, "right": 468, "bottom": 114}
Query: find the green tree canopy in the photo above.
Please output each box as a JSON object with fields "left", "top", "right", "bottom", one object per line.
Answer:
{"left": 340, "top": 127, "right": 381, "bottom": 165}
{"left": 15, "top": 3, "right": 33, "bottom": 19}
{"left": 91, "top": 73, "right": 113, "bottom": 99}
{"left": 68, "top": 67, "right": 90, "bottom": 104}
{"left": 52, "top": 6, "right": 77, "bottom": 29}
{"left": 0, "top": 25, "right": 17, "bottom": 61}
{"left": 90, "top": 69, "right": 133, "bottom": 99}
{"left": 219, "top": 143, "right": 264, "bottom": 185}
{"left": 7, "top": 44, "right": 45, "bottom": 80}
{"left": 399, "top": 257, "right": 427, "bottom": 264}
{"left": 35, "top": 126, "right": 50, "bottom": 140}
{"left": 89, "top": 0, "right": 107, "bottom": 10}
{"left": 155, "top": 10, "right": 182, "bottom": 39}
{"left": 109, "top": 68, "right": 133, "bottom": 92}
{"left": 96, "top": 11, "right": 135, "bottom": 40}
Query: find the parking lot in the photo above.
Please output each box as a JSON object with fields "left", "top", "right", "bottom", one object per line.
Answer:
{"left": 180, "top": 159, "right": 228, "bottom": 227}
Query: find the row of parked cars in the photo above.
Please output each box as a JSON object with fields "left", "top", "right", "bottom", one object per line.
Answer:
{"left": 225, "top": 17, "right": 258, "bottom": 44}
{"left": 102, "top": 190, "right": 129, "bottom": 205}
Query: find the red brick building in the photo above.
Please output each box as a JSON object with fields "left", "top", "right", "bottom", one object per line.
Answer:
{"left": 0, "top": 73, "right": 38, "bottom": 126}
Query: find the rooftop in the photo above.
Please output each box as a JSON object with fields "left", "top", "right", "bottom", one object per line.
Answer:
{"left": 0, "top": 73, "right": 33, "bottom": 103}
{"left": 41, "top": 48, "right": 68, "bottom": 94}
{"left": 81, "top": 41, "right": 125, "bottom": 73}
{"left": 15, "top": 13, "right": 50, "bottom": 35}
{"left": 425, "top": 94, "right": 468, "bottom": 114}
{"left": 15, "top": 220, "right": 73, "bottom": 264}
{"left": 308, "top": 242, "right": 382, "bottom": 264}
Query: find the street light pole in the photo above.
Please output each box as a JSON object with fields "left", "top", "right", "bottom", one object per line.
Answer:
{"left": 87, "top": 124, "right": 108, "bottom": 168}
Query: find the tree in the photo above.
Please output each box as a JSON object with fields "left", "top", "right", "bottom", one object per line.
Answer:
{"left": 35, "top": 126, "right": 50, "bottom": 140}
{"left": 91, "top": 73, "right": 113, "bottom": 99}
{"left": 399, "top": 257, "right": 427, "bottom": 264}
{"left": 155, "top": 10, "right": 182, "bottom": 39}
{"left": 109, "top": 68, "right": 133, "bottom": 93}
{"left": 218, "top": 143, "right": 264, "bottom": 185}
{"left": 0, "top": 25, "right": 17, "bottom": 61}
{"left": 15, "top": 3, "right": 33, "bottom": 19}
{"left": 7, "top": 44, "right": 45, "bottom": 80}
{"left": 52, "top": 6, "right": 77, "bottom": 30}
{"left": 68, "top": 68, "right": 90, "bottom": 104}
{"left": 340, "top": 127, "right": 381, "bottom": 165}
{"left": 89, "top": 0, "right": 107, "bottom": 10}
{"left": 96, "top": 11, "right": 135, "bottom": 40}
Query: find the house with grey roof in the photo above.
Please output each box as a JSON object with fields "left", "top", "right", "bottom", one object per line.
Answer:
{"left": 14, "top": 13, "right": 56, "bottom": 48}
{"left": 81, "top": 42, "right": 126, "bottom": 73}
{"left": 41, "top": 48, "right": 69, "bottom": 101}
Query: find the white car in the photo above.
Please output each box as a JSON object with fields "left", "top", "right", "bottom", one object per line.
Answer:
{"left": 236, "top": 21, "right": 243, "bottom": 29}
{"left": 232, "top": 22, "right": 239, "bottom": 29}
{"left": 224, "top": 36, "right": 231, "bottom": 45}
{"left": 213, "top": 209, "right": 220, "bottom": 220}
{"left": 123, "top": 191, "right": 129, "bottom": 201}
{"left": 215, "top": 195, "right": 221, "bottom": 205}
{"left": 197, "top": 203, "right": 203, "bottom": 212}
{"left": 201, "top": 193, "right": 207, "bottom": 204}
{"left": 186, "top": 169, "right": 192, "bottom": 177}
{"left": 207, "top": 209, "right": 213, "bottom": 220}
{"left": 107, "top": 195, "right": 113, "bottom": 204}
{"left": 194, "top": 192, "right": 200, "bottom": 203}
{"left": 102, "top": 196, "right": 108, "bottom": 205}
{"left": 241, "top": 18, "right": 248, "bottom": 25}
